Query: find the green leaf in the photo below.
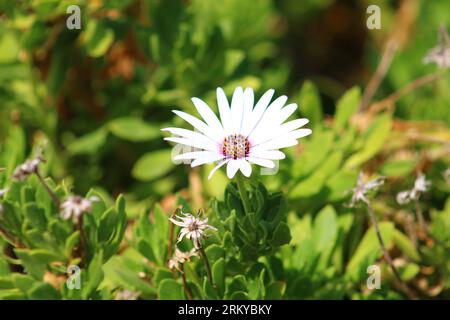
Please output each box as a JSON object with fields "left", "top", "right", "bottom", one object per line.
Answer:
{"left": 158, "top": 279, "right": 184, "bottom": 300}
{"left": 392, "top": 229, "right": 420, "bottom": 261}
{"left": 205, "top": 244, "right": 225, "bottom": 265}
{"left": 346, "top": 222, "right": 394, "bottom": 282}
{"left": 298, "top": 80, "right": 322, "bottom": 128}
{"left": 265, "top": 281, "right": 286, "bottom": 299}
{"left": 154, "top": 268, "right": 173, "bottom": 287}
{"left": 269, "top": 222, "right": 291, "bottom": 247}
{"left": 108, "top": 117, "right": 160, "bottom": 142}
{"left": 334, "top": 86, "right": 360, "bottom": 131}
{"left": 324, "top": 170, "right": 359, "bottom": 201}
{"left": 230, "top": 291, "right": 250, "bottom": 300}
{"left": 24, "top": 203, "right": 47, "bottom": 232}
{"left": 14, "top": 249, "right": 60, "bottom": 279}
{"left": 132, "top": 149, "right": 174, "bottom": 181}
{"left": 203, "top": 277, "right": 219, "bottom": 300}
{"left": 400, "top": 263, "right": 420, "bottom": 281}
{"left": 0, "top": 32, "right": 19, "bottom": 64}
{"left": 212, "top": 258, "right": 225, "bottom": 296}
{"left": 313, "top": 205, "right": 338, "bottom": 252}
{"left": 84, "top": 20, "right": 115, "bottom": 57}
{"left": 82, "top": 252, "right": 104, "bottom": 299}
{"left": 344, "top": 114, "right": 392, "bottom": 169}
{"left": 65, "top": 231, "right": 80, "bottom": 258}
{"left": 380, "top": 159, "right": 416, "bottom": 177}
{"left": 290, "top": 151, "right": 343, "bottom": 198}
{"left": 27, "top": 283, "right": 60, "bottom": 300}
{"left": 67, "top": 127, "right": 108, "bottom": 156}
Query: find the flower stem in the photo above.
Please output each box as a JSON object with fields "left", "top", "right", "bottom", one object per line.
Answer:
{"left": 236, "top": 173, "right": 251, "bottom": 215}
{"left": 414, "top": 198, "right": 426, "bottom": 233}
{"left": 34, "top": 171, "right": 60, "bottom": 207}
{"left": 366, "top": 203, "right": 416, "bottom": 299}
{"left": 168, "top": 213, "right": 175, "bottom": 261}
{"left": 77, "top": 215, "right": 87, "bottom": 268}
{"left": 198, "top": 246, "right": 215, "bottom": 288}
{"left": 180, "top": 264, "right": 193, "bottom": 300}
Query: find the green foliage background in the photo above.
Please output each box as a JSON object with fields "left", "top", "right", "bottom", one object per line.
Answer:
{"left": 0, "top": 0, "right": 449, "bottom": 300}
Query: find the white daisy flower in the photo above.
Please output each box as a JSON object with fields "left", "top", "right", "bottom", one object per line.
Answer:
{"left": 396, "top": 172, "right": 431, "bottom": 205}
{"left": 168, "top": 248, "right": 198, "bottom": 272}
{"left": 169, "top": 210, "right": 217, "bottom": 249}
{"left": 162, "top": 87, "right": 312, "bottom": 179}
{"left": 60, "top": 195, "right": 99, "bottom": 222}
{"left": 349, "top": 171, "right": 385, "bottom": 207}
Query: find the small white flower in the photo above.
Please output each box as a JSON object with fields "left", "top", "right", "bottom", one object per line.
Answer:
{"left": 168, "top": 248, "right": 198, "bottom": 272}
{"left": 411, "top": 172, "right": 431, "bottom": 197}
{"left": 169, "top": 210, "right": 217, "bottom": 249}
{"left": 396, "top": 172, "right": 431, "bottom": 205}
{"left": 423, "top": 25, "right": 450, "bottom": 69}
{"left": 163, "top": 87, "right": 312, "bottom": 179}
{"left": 12, "top": 155, "right": 44, "bottom": 181}
{"left": 396, "top": 191, "right": 411, "bottom": 205}
{"left": 60, "top": 195, "right": 99, "bottom": 222}
{"left": 397, "top": 172, "right": 431, "bottom": 204}
{"left": 349, "top": 171, "right": 385, "bottom": 207}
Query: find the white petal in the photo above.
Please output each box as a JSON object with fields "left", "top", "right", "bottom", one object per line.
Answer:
{"left": 172, "top": 110, "right": 223, "bottom": 143}
{"left": 249, "top": 150, "right": 285, "bottom": 160}
{"left": 191, "top": 153, "right": 224, "bottom": 167}
{"left": 177, "top": 229, "right": 189, "bottom": 242}
{"left": 162, "top": 127, "right": 217, "bottom": 145}
{"left": 250, "top": 118, "right": 310, "bottom": 145}
{"left": 274, "top": 103, "right": 298, "bottom": 125}
{"left": 253, "top": 137, "right": 298, "bottom": 151}
{"left": 248, "top": 95, "right": 287, "bottom": 139}
{"left": 226, "top": 159, "right": 240, "bottom": 179}
{"left": 191, "top": 97, "right": 224, "bottom": 133}
{"left": 238, "top": 159, "right": 252, "bottom": 177}
{"left": 284, "top": 128, "right": 312, "bottom": 140}
{"left": 243, "top": 89, "right": 274, "bottom": 137}
{"left": 230, "top": 87, "right": 244, "bottom": 134}
{"left": 240, "top": 88, "right": 254, "bottom": 135}
{"left": 174, "top": 151, "right": 218, "bottom": 161}
{"left": 169, "top": 217, "right": 187, "bottom": 227}
{"left": 246, "top": 157, "right": 275, "bottom": 168}
{"left": 164, "top": 137, "right": 218, "bottom": 152}
{"left": 208, "top": 159, "right": 229, "bottom": 180}
{"left": 217, "top": 87, "right": 233, "bottom": 135}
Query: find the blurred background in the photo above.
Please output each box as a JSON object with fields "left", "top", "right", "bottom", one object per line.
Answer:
{"left": 1, "top": 0, "right": 450, "bottom": 299}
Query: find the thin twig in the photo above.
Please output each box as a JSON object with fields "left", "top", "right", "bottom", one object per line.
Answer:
{"left": 414, "top": 198, "right": 426, "bottom": 234}
{"left": 366, "top": 203, "right": 417, "bottom": 299}
{"left": 180, "top": 264, "right": 193, "bottom": 300}
{"left": 359, "top": 40, "right": 399, "bottom": 112}
{"left": 368, "top": 72, "right": 443, "bottom": 115}
{"left": 34, "top": 171, "right": 60, "bottom": 207}
{"left": 198, "top": 246, "right": 215, "bottom": 288}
